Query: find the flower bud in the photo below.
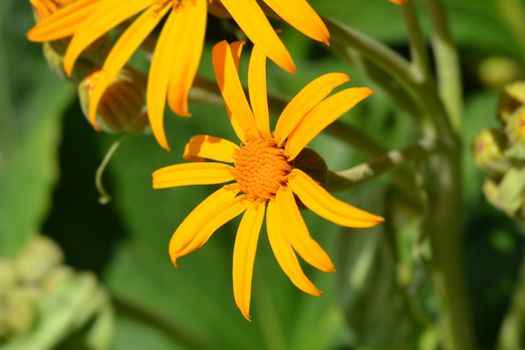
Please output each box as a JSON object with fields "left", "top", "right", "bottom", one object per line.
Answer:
{"left": 472, "top": 129, "right": 510, "bottom": 178}
{"left": 78, "top": 67, "right": 149, "bottom": 134}
{"left": 15, "top": 236, "right": 63, "bottom": 284}
{"left": 506, "top": 107, "right": 525, "bottom": 145}
{"left": 498, "top": 81, "right": 525, "bottom": 125}
{"left": 478, "top": 57, "right": 522, "bottom": 90}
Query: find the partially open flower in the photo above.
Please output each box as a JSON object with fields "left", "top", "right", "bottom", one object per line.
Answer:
{"left": 506, "top": 107, "right": 525, "bottom": 145}
{"left": 78, "top": 67, "right": 148, "bottom": 134}
{"left": 497, "top": 81, "right": 525, "bottom": 125}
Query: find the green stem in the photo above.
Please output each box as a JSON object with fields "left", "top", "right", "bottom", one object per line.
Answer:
{"left": 424, "top": 0, "right": 463, "bottom": 133}
{"left": 95, "top": 135, "right": 128, "bottom": 205}
{"left": 112, "top": 294, "right": 210, "bottom": 350}
{"left": 401, "top": 2, "right": 432, "bottom": 81}
{"left": 327, "top": 138, "right": 439, "bottom": 192}
{"left": 497, "top": 250, "right": 525, "bottom": 350}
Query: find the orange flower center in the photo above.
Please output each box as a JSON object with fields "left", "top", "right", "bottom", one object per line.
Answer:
{"left": 232, "top": 136, "right": 292, "bottom": 201}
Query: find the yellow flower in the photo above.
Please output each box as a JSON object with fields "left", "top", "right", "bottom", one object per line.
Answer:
{"left": 152, "top": 40, "right": 384, "bottom": 320}
{"left": 26, "top": 0, "right": 329, "bottom": 150}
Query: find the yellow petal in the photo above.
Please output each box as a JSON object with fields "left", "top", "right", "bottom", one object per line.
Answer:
{"left": 220, "top": 0, "right": 295, "bottom": 73}
{"left": 212, "top": 40, "right": 257, "bottom": 142}
{"left": 27, "top": 0, "right": 101, "bottom": 41}
{"left": 261, "top": 0, "right": 329, "bottom": 44}
{"left": 285, "top": 87, "right": 373, "bottom": 160}
{"left": 88, "top": 5, "right": 169, "bottom": 126}
{"left": 233, "top": 203, "right": 265, "bottom": 321}
{"left": 63, "top": 0, "right": 153, "bottom": 76}
{"left": 248, "top": 45, "right": 271, "bottom": 136}
{"left": 275, "top": 188, "right": 335, "bottom": 272}
{"left": 288, "top": 169, "right": 384, "bottom": 227}
{"left": 152, "top": 162, "right": 234, "bottom": 188}
{"left": 274, "top": 72, "right": 350, "bottom": 146}
{"left": 146, "top": 8, "right": 180, "bottom": 151}
{"left": 169, "top": 188, "right": 246, "bottom": 266}
{"left": 183, "top": 135, "right": 239, "bottom": 163}
{"left": 266, "top": 201, "right": 321, "bottom": 296}
{"left": 229, "top": 41, "right": 245, "bottom": 71}
{"left": 166, "top": 0, "right": 207, "bottom": 116}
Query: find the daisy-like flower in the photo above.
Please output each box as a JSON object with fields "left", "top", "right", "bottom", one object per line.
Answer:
{"left": 152, "top": 40, "right": 384, "bottom": 320}
{"left": 26, "top": 0, "right": 329, "bottom": 150}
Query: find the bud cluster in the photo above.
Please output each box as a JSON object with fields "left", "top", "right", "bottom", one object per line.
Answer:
{"left": 473, "top": 82, "right": 525, "bottom": 219}
{"left": 0, "top": 236, "right": 113, "bottom": 348}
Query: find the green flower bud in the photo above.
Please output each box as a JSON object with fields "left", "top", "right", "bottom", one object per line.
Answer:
{"left": 78, "top": 67, "right": 149, "bottom": 134}
{"left": 472, "top": 129, "right": 511, "bottom": 178}
{"left": 498, "top": 81, "right": 525, "bottom": 125}
{"left": 3, "top": 288, "right": 37, "bottom": 338}
{"left": 0, "top": 260, "right": 16, "bottom": 293}
{"left": 15, "top": 236, "right": 63, "bottom": 284}
{"left": 478, "top": 57, "right": 523, "bottom": 90}
{"left": 506, "top": 107, "right": 525, "bottom": 145}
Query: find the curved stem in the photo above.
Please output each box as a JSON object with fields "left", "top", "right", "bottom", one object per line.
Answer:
{"left": 95, "top": 135, "right": 128, "bottom": 205}
{"left": 401, "top": 1, "right": 432, "bottom": 81}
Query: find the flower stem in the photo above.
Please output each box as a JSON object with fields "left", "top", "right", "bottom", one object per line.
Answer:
{"left": 424, "top": 0, "right": 463, "bottom": 133}
{"left": 497, "top": 249, "right": 525, "bottom": 350}
{"left": 401, "top": 1, "right": 432, "bottom": 81}
{"left": 327, "top": 138, "right": 439, "bottom": 192}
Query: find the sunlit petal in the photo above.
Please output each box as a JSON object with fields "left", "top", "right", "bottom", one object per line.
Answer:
{"left": 275, "top": 188, "right": 335, "bottom": 272}
{"left": 183, "top": 134, "right": 239, "bottom": 163}
{"left": 27, "top": 0, "right": 101, "bottom": 41}
{"left": 248, "top": 45, "right": 271, "bottom": 135}
{"left": 233, "top": 203, "right": 265, "bottom": 321}
{"left": 63, "top": 0, "right": 153, "bottom": 75}
{"left": 152, "top": 162, "right": 234, "bottom": 188}
{"left": 167, "top": 0, "right": 207, "bottom": 116}
{"left": 262, "top": 0, "right": 329, "bottom": 44}
{"left": 266, "top": 201, "right": 322, "bottom": 296}
{"left": 88, "top": 5, "right": 169, "bottom": 126}
{"left": 169, "top": 187, "right": 246, "bottom": 265}
{"left": 220, "top": 0, "right": 295, "bottom": 73}
{"left": 289, "top": 169, "right": 384, "bottom": 227}
{"left": 274, "top": 72, "right": 350, "bottom": 146}
{"left": 212, "top": 40, "right": 257, "bottom": 142}
{"left": 285, "top": 87, "right": 373, "bottom": 160}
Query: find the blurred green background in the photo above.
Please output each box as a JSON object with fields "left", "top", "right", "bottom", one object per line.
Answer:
{"left": 1, "top": 0, "right": 525, "bottom": 349}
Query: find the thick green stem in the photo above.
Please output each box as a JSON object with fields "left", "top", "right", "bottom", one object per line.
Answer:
{"left": 401, "top": 2, "right": 432, "bottom": 81}
{"left": 423, "top": 153, "right": 474, "bottom": 350}
{"left": 327, "top": 138, "right": 439, "bottom": 192}
{"left": 424, "top": 0, "right": 463, "bottom": 133}
{"left": 497, "top": 250, "right": 525, "bottom": 350}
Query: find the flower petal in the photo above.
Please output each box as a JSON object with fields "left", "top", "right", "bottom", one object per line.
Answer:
{"left": 261, "top": 0, "right": 329, "bottom": 44}
{"left": 63, "top": 0, "right": 153, "bottom": 76}
{"left": 229, "top": 41, "right": 245, "bottom": 71}
{"left": 166, "top": 0, "right": 207, "bottom": 116}
{"left": 88, "top": 5, "right": 169, "bottom": 126}
{"left": 285, "top": 87, "right": 373, "bottom": 160}
{"left": 266, "top": 201, "right": 321, "bottom": 296}
{"left": 275, "top": 188, "right": 335, "bottom": 272}
{"left": 220, "top": 0, "right": 295, "bottom": 73}
{"left": 274, "top": 72, "right": 350, "bottom": 146}
{"left": 27, "top": 0, "right": 101, "bottom": 41}
{"left": 248, "top": 45, "right": 271, "bottom": 136}
{"left": 152, "top": 162, "right": 234, "bottom": 188}
{"left": 146, "top": 8, "right": 179, "bottom": 150}
{"left": 169, "top": 187, "right": 246, "bottom": 265}
{"left": 288, "top": 169, "right": 384, "bottom": 228}
{"left": 212, "top": 41, "right": 257, "bottom": 143}
{"left": 233, "top": 203, "right": 265, "bottom": 321}
{"left": 183, "top": 135, "right": 239, "bottom": 163}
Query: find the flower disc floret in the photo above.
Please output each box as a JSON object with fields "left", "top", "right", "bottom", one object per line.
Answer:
{"left": 232, "top": 135, "right": 292, "bottom": 201}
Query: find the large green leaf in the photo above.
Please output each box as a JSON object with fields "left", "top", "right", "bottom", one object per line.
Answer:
{"left": 0, "top": 0, "right": 74, "bottom": 256}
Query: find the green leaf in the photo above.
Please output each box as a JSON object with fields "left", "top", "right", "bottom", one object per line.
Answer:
{"left": 0, "top": 0, "right": 74, "bottom": 256}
